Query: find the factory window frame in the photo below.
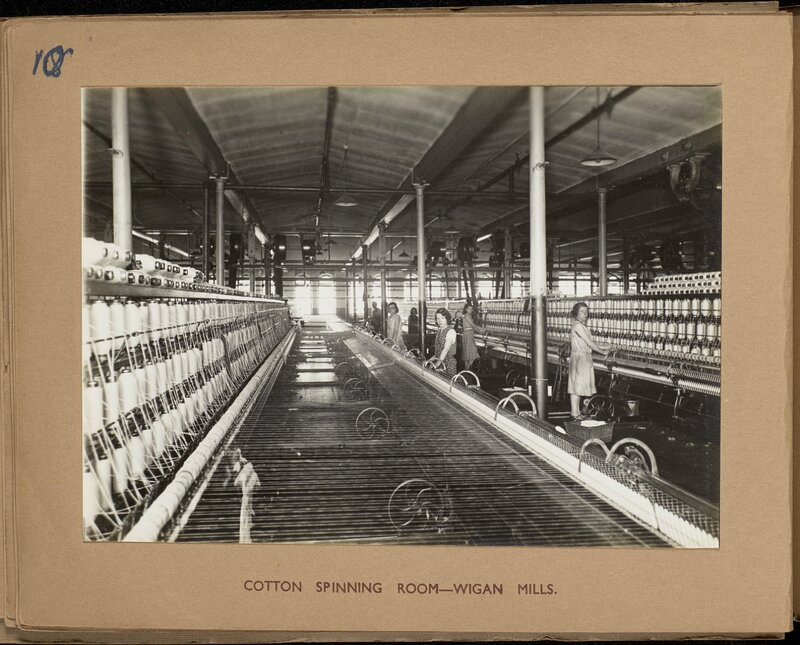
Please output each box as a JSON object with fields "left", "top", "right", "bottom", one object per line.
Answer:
{"left": 317, "top": 278, "right": 336, "bottom": 316}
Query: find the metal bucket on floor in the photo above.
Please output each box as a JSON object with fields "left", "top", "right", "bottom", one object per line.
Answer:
{"left": 620, "top": 399, "right": 640, "bottom": 417}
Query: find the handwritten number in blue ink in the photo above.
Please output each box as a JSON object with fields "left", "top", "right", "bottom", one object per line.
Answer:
{"left": 32, "top": 45, "right": 74, "bottom": 77}
{"left": 32, "top": 49, "right": 44, "bottom": 75}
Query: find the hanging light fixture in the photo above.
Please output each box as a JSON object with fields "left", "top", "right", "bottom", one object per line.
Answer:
{"left": 335, "top": 144, "right": 359, "bottom": 207}
{"left": 580, "top": 87, "right": 617, "bottom": 168}
{"left": 399, "top": 236, "right": 410, "bottom": 259}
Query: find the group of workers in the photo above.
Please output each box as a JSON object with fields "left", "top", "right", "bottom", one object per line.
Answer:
{"left": 365, "top": 299, "right": 608, "bottom": 422}
{"left": 365, "top": 300, "right": 486, "bottom": 375}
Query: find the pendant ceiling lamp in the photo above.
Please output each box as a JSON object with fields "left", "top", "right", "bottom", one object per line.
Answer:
{"left": 334, "top": 144, "right": 359, "bottom": 207}
{"left": 580, "top": 87, "right": 617, "bottom": 168}
{"left": 399, "top": 237, "right": 410, "bottom": 258}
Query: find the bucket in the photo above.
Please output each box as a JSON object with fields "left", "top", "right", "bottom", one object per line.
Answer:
{"left": 620, "top": 399, "right": 640, "bottom": 417}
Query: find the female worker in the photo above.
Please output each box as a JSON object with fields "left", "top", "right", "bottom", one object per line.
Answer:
{"left": 431, "top": 307, "right": 457, "bottom": 375}
{"left": 407, "top": 307, "right": 420, "bottom": 346}
{"left": 568, "top": 301, "right": 609, "bottom": 420}
{"left": 385, "top": 302, "right": 406, "bottom": 351}
{"left": 460, "top": 302, "right": 485, "bottom": 371}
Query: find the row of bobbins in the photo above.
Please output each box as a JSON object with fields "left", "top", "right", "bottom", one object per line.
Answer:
{"left": 83, "top": 235, "right": 264, "bottom": 297}
{"left": 82, "top": 296, "right": 292, "bottom": 539}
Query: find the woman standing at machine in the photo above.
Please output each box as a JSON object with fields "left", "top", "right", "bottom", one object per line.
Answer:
{"left": 568, "top": 302, "right": 609, "bottom": 420}
{"left": 460, "top": 302, "right": 485, "bottom": 370}
{"left": 407, "top": 307, "right": 420, "bottom": 347}
{"left": 385, "top": 302, "right": 406, "bottom": 351}
{"left": 432, "top": 308, "right": 457, "bottom": 375}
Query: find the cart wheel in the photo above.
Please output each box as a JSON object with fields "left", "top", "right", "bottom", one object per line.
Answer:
{"left": 583, "top": 394, "right": 615, "bottom": 420}
{"left": 388, "top": 479, "right": 449, "bottom": 532}
{"left": 344, "top": 378, "right": 368, "bottom": 401}
{"left": 355, "top": 407, "right": 390, "bottom": 439}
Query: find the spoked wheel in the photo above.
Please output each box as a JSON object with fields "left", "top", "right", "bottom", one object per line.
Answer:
{"left": 334, "top": 361, "right": 356, "bottom": 379}
{"left": 621, "top": 445, "right": 654, "bottom": 474}
{"left": 582, "top": 394, "right": 615, "bottom": 420}
{"left": 505, "top": 369, "right": 523, "bottom": 388}
{"left": 388, "top": 478, "right": 450, "bottom": 532}
{"left": 355, "top": 407, "right": 390, "bottom": 439}
{"left": 343, "top": 378, "right": 368, "bottom": 401}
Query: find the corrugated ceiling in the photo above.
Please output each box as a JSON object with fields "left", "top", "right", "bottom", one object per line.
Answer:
{"left": 82, "top": 85, "right": 721, "bottom": 265}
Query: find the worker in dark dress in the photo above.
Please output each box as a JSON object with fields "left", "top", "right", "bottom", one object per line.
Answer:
{"left": 370, "top": 301, "right": 383, "bottom": 334}
{"left": 431, "top": 307, "right": 457, "bottom": 375}
{"left": 406, "top": 307, "right": 420, "bottom": 348}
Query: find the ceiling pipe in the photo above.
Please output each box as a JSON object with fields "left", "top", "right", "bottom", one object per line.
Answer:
{"left": 441, "top": 86, "right": 642, "bottom": 221}
{"left": 84, "top": 181, "right": 531, "bottom": 199}
{"left": 314, "top": 87, "right": 338, "bottom": 229}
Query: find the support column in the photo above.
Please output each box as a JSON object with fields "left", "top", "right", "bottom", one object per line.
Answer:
{"left": 202, "top": 181, "right": 210, "bottom": 279}
{"left": 362, "top": 244, "right": 369, "bottom": 323}
{"left": 111, "top": 88, "right": 132, "bottom": 252}
{"left": 415, "top": 182, "right": 428, "bottom": 356}
{"left": 215, "top": 177, "right": 226, "bottom": 286}
{"left": 379, "top": 223, "right": 387, "bottom": 334}
{"left": 622, "top": 231, "right": 630, "bottom": 294}
{"left": 503, "top": 227, "right": 513, "bottom": 297}
{"left": 352, "top": 262, "right": 357, "bottom": 321}
{"left": 264, "top": 239, "right": 271, "bottom": 297}
{"left": 344, "top": 266, "right": 350, "bottom": 320}
{"left": 598, "top": 186, "right": 608, "bottom": 297}
{"left": 529, "top": 87, "right": 548, "bottom": 419}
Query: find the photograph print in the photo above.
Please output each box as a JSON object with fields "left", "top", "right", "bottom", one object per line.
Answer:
{"left": 81, "top": 85, "right": 721, "bottom": 547}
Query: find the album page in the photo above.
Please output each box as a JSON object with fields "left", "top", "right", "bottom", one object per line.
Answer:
{"left": 0, "top": 4, "right": 795, "bottom": 640}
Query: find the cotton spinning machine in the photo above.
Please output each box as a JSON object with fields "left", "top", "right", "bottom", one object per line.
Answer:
{"left": 107, "top": 316, "right": 718, "bottom": 548}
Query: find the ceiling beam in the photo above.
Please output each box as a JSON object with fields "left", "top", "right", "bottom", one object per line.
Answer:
{"left": 564, "top": 123, "right": 721, "bottom": 197}
{"left": 352, "top": 86, "right": 527, "bottom": 259}
{"left": 142, "top": 88, "right": 266, "bottom": 232}
{"left": 449, "top": 86, "right": 642, "bottom": 227}
{"left": 82, "top": 121, "right": 203, "bottom": 223}
{"left": 480, "top": 124, "right": 721, "bottom": 235}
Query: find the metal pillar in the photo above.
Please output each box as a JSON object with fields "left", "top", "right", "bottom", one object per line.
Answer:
{"left": 354, "top": 263, "right": 359, "bottom": 321}
{"left": 622, "top": 231, "right": 630, "bottom": 294}
{"left": 529, "top": 87, "right": 548, "bottom": 419}
{"left": 214, "top": 177, "right": 226, "bottom": 286}
{"left": 111, "top": 88, "right": 133, "bottom": 252}
{"left": 362, "top": 244, "right": 369, "bottom": 323}
{"left": 598, "top": 186, "right": 608, "bottom": 297}
{"left": 379, "top": 223, "right": 387, "bottom": 333}
{"left": 344, "top": 265, "right": 350, "bottom": 320}
{"left": 503, "top": 227, "right": 513, "bottom": 297}
{"left": 415, "top": 182, "right": 428, "bottom": 356}
{"left": 202, "top": 182, "right": 210, "bottom": 279}
{"left": 264, "top": 250, "right": 271, "bottom": 297}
